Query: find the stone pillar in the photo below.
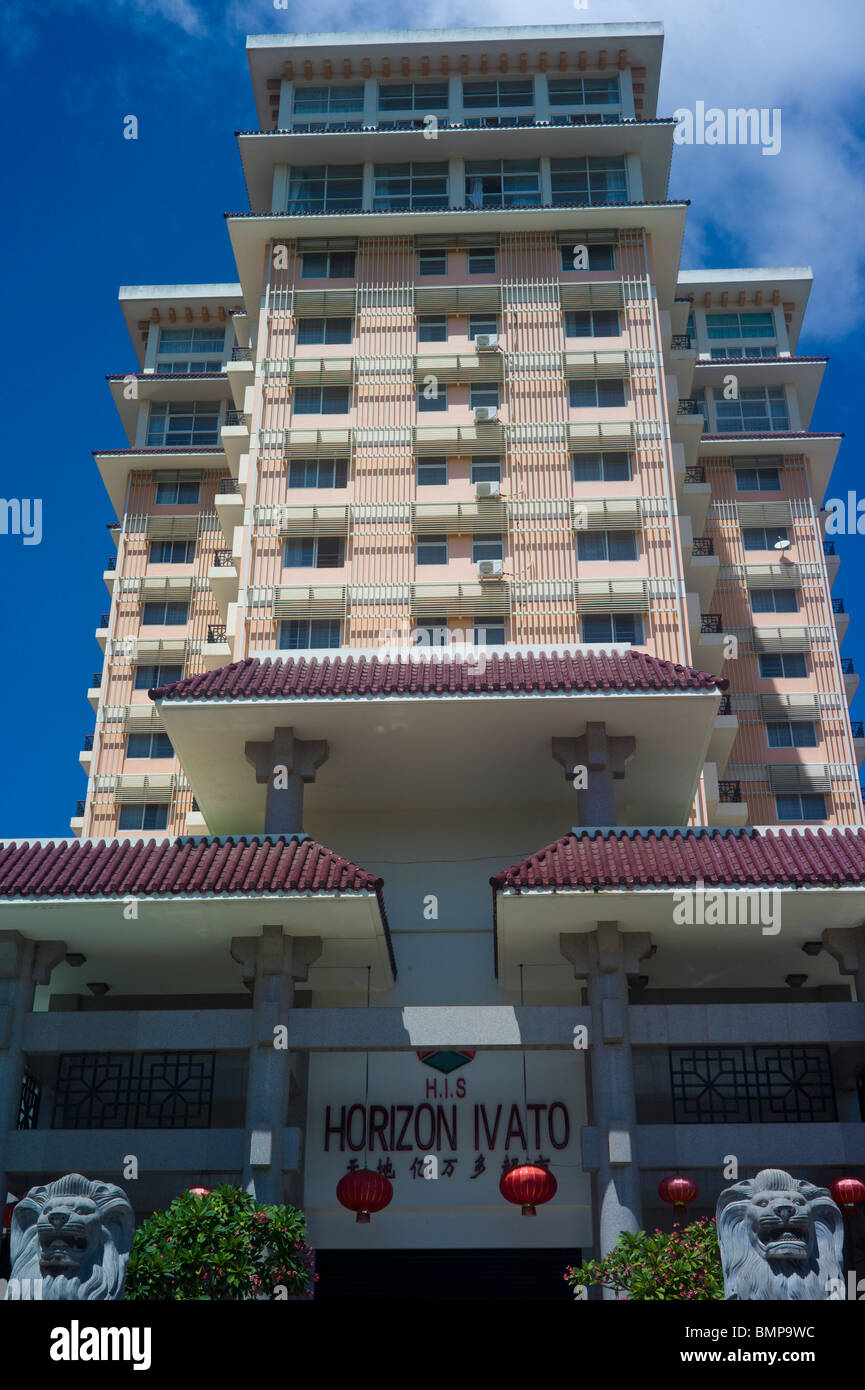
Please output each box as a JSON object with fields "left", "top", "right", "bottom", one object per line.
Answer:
{"left": 244, "top": 727, "right": 329, "bottom": 835}
{"left": 823, "top": 926, "right": 865, "bottom": 1002}
{"left": 561, "top": 923, "right": 651, "bottom": 1295}
{"left": 0, "top": 933, "right": 65, "bottom": 1254}
{"left": 552, "top": 723, "right": 635, "bottom": 826}
{"left": 231, "top": 927, "right": 321, "bottom": 1205}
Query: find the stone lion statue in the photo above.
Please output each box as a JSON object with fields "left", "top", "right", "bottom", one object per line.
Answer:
{"left": 4, "top": 1173, "right": 134, "bottom": 1300}
{"left": 716, "top": 1168, "right": 844, "bottom": 1300}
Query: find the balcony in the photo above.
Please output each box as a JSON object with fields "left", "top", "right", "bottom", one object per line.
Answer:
{"left": 707, "top": 695, "right": 738, "bottom": 773}
{"left": 825, "top": 540, "right": 837, "bottom": 557}
{"left": 719, "top": 780, "right": 741, "bottom": 802}
{"left": 685, "top": 538, "right": 719, "bottom": 610}
{"left": 677, "top": 398, "right": 704, "bottom": 415}
{"left": 202, "top": 623, "right": 232, "bottom": 672}
{"left": 670, "top": 334, "right": 693, "bottom": 352}
{"left": 686, "top": 601, "right": 725, "bottom": 676}
{"left": 208, "top": 552, "right": 239, "bottom": 623}
{"left": 225, "top": 347, "right": 254, "bottom": 411}
{"left": 691, "top": 537, "right": 714, "bottom": 556}
{"left": 685, "top": 465, "right": 705, "bottom": 483}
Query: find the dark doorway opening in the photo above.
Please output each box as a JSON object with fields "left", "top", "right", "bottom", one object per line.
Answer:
{"left": 315, "top": 1247, "right": 577, "bottom": 1300}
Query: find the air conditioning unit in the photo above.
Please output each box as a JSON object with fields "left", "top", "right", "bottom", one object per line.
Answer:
{"left": 475, "top": 480, "right": 501, "bottom": 499}
{"left": 477, "top": 558, "right": 504, "bottom": 579}
{"left": 474, "top": 406, "right": 498, "bottom": 424}
{"left": 475, "top": 333, "right": 499, "bottom": 351}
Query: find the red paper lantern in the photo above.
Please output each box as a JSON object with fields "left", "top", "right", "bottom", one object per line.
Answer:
{"left": 336, "top": 1168, "right": 393, "bottom": 1223}
{"left": 658, "top": 1175, "right": 698, "bottom": 1209}
{"left": 830, "top": 1177, "right": 865, "bottom": 1209}
{"left": 187, "top": 1187, "right": 212, "bottom": 1199}
{"left": 499, "top": 1164, "right": 557, "bottom": 1216}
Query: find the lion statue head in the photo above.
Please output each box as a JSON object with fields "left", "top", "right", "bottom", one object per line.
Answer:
{"left": 4, "top": 1173, "right": 134, "bottom": 1300}
{"left": 716, "top": 1168, "right": 844, "bottom": 1300}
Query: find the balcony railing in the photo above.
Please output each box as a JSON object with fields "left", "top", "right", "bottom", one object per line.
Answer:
{"left": 91, "top": 673, "right": 101, "bottom": 688}
{"left": 218, "top": 477, "right": 238, "bottom": 493}
{"left": 669, "top": 1045, "right": 836, "bottom": 1124}
{"left": 17, "top": 1071, "right": 40, "bottom": 1130}
{"left": 841, "top": 657, "right": 855, "bottom": 674}
{"left": 207, "top": 624, "right": 227, "bottom": 643}
{"left": 671, "top": 334, "right": 693, "bottom": 351}
{"left": 718, "top": 780, "right": 742, "bottom": 803}
{"left": 684, "top": 466, "right": 705, "bottom": 483}
{"left": 224, "top": 409, "right": 245, "bottom": 426}
{"left": 106, "top": 556, "right": 116, "bottom": 571}
{"left": 677, "top": 398, "right": 703, "bottom": 416}
{"left": 824, "top": 540, "right": 837, "bottom": 556}
{"left": 52, "top": 1051, "right": 215, "bottom": 1130}
{"left": 83, "top": 734, "right": 94, "bottom": 751}
{"left": 700, "top": 613, "right": 722, "bottom": 633}
{"left": 833, "top": 598, "right": 845, "bottom": 614}
{"left": 212, "top": 549, "right": 233, "bottom": 567}
{"left": 74, "top": 800, "right": 85, "bottom": 817}
{"left": 99, "top": 613, "right": 109, "bottom": 627}
{"left": 717, "top": 695, "right": 731, "bottom": 716}
{"left": 692, "top": 537, "right": 714, "bottom": 557}
{"left": 231, "top": 346, "right": 251, "bottom": 361}
{"left": 851, "top": 721, "right": 864, "bottom": 738}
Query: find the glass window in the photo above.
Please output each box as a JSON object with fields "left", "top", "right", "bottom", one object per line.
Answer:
{"left": 465, "top": 160, "right": 540, "bottom": 209}
{"left": 293, "top": 85, "right": 364, "bottom": 114}
{"left": 373, "top": 162, "right": 449, "bottom": 211}
{"left": 154, "top": 473, "right": 201, "bottom": 504}
{"left": 710, "top": 347, "right": 778, "bottom": 360}
{"left": 582, "top": 613, "right": 643, "bottom": 644}
{"left": 750, "top": 588, "right": 798, "bottom": 614}
{"left": 378, "top": 81, "right": 449, "bottom": 112}
{"left": 742, "top": 526, "right": 789, "bottom": 551}
{"left": 706, "top": 311, "right": 776, "bottom": 341}
{"left": 569, "top": 379, "right": 627, "bottom": 408}
{"left": 278, "top": 619, "right": 341, "bottom": 650}
{"left": 149, "top": 539, "right": 194, "bottom": 564}
{"left": 470, "top": 458, "right": 501, "bottom": 483}
{"left": 296, "top": 317, "right": 353, "bottom": 345}
{"left": 418, "top": 315, "right": 448, "bottom": 343}
{"left": 577, "top": 530, "right": 638, "bottom": 562}
{"left": 463, "top": 79, "right": 533, "bottom": 108}
{"left": 418, "top": 384, "right": 447, "bottom": 412}
{"left": 300, "top": 251, "right": 356, "bottom": 279}
{"left": 735, "top": 465, "right": 781, "bottom": 492}
{"left": 766, "top": 720, "right": 818, "bottom": 748}
{"left": 117, "top": 802, "right": 169, "bottom": 831}
{"left": 572, "top": 451, "right": 631, "bottom": 482}
{"left": 147, "top": 401, "right": 220, "bottom": 447}
{"left": 288, "top": 458, "right": 348, "bottom": 488}
{"left": 418, "top": 249, "right": 447, "bottom": 276}
{"left": 560, "top": 243, "right": 616, "bottom": 272}
{"left": 417, "top": 458, "right": 448, "bottom": 486}
{"left": 548, "top": 76, "right": 620, "bottom": 106}
{"left": 473, "top": 617, "right": 506, "bottom": 643}
{"left": 759, "top": 652, "right": 807, "bottom": 679}
{"left": 713, "top": 387, "right": 789, "bottom": 433}
{"left": 417, "top": 534, "right": 448, "bottom": 565}
{"left": 467, "top": 247, "right": 497, "bottom": 274}
{"left": 283, "top": 536, "right": 345, "bottom": 568}
{"left": 775, "top": 793, "right": 827, "bottom": 821}
{"left": 470, "top": 382, "right": 500, "bottom": 409}
{"left": 293, "top": 385, "right": 351, "bottom": 414}
{"left": 141, "top": 601, "right": 189, "bottom": 625}
{"left": 413, "top": 618, "right": 450, "bottom": 647}
{"left": 551, "top": 157, "right": 627, "bottom": 205}
{"left": 134, "top": 663, "right": 183, "bottom": 690}
{"left": 468, "top": 315, "right": 498, "bottom": 341}
{"left": 156, "top": 327, "right": 225, "bottom": 374}
{"left": 287, "top": 165, "right": 363, "bottom": 213}
{"left": 127, "top": 731, "right": 174, "bottom": 758}
{"left": 565, "top": 309, "right": 620, "bottom": 337}
{"left": 472, "top": 536, "right": 503, "bottom": 563}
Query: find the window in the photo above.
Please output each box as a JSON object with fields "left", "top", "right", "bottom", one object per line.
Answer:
{"left": 293, "top": 85, "right": 364, "bottom": 115}
{"left": 470, "top": 382, "right": 500, "bottom": 410}
{"left": 548, "top": 76, "right": 620, "bottom": 106}
{"left": 565, "top": 309, "right": 620, "bottom": 338}
{"left": 286, "top": 165, "right": 363, "bottom": 212}
{"left": 550, "top": 157, "right": 627, "bottom": 205}
{"left": 572, "top": 451, "right": 631, "bottom": 482}
{"left": 468, "top": 315, "right": 498, "bottom": 341}
{"left": 751, "top": 588, "right": 798, "bottom": 614}
{"left": 156, "top": 327, "right": 225, "bottom": 374}
{"left": 710, "top": 347, "right": 778, "bottom": 360}
{"left": 278, "top": 619, "right": 341, "bottom": 649}
{"left": 560, "top": 243, "right": 616, "bottom": 272}
{"left": 141, "top": 601, "right": 189, "bottom": 625}
{"left": 127, "top": 731, "right": 174, "bottom": 758}
{"left": 569, "top": 379, "right": 627, "bottom": 408}
{"left": 149, "top": 539, "right": 194, "bottom": 564}
{"left": 147, "top": 401, "right": 220, "bottom": 447}
{"left": 582, "top": 613, "right": 643, "bottom": 644}
{"left": 134, "top": 663, "right": 183, "bottom": 690}
{"left": 472, "top": 535, "right": 503, "bottom": 563}
{"left": 463, "top": 79, "right": 533, "bottom": 108}
{"left": 767, "top": 720, "right": 818, "bottom": 749}
{"left": 418, "top": 315, "right": 448, "bottom": 343}
{"left": 735, "top": 465, "right": 781, "bottom": 492}
{"left": 418, "top": 384, "right": 447, "bottom": 412}
{"left": 467, "top": 247, "right": 497, "bottom": 274}
{"left": 418, "top": 249, "right": 447, "bottom": 276}
{"left": 417, "top": 458, "right": 448, "bottom": 485}
{"left": 293, "top": 385, "right": 351, "bottom": 414}
{"left": 117, "top": 803, "right": 169, "bottom": 831}
{"left": 300, "top": 251, "right": 356, "bottom": 279}
{"left": 759, "top": 652, "right": 808, "bottom": 679}
{"left": 155, "top": 473, "right": 201, "bottom": 504}
{"left": 283, "top": 536, "right": 345, "bottom": 568}
{"left": 378, "top": 81, "right": 449, "bottom": 112}
{"left": 577, "top": 530, "right": 638, "bottom": 562}
{"left": 417, "top": 534, "right": 448, "bottom": 565}
{"left": 373, "top": 162, "right": 449, "bottom": 211}
{"left": 413, "top": 618, "right": 450, "bottom": 646}
{"left": 470, "top": 458, "right": 501, "bottom": 484}
{"left": 713, "top": 387, "right": 789, "bottom": 433}
{"left": 296, "top": 317, "right": 353, "bottom": 345}
{"left": 473, "top": 617, "right": 506, "bottom": 643}
{"left": 288, "top": 458, "right": 348, "bottom": 488}
{"left": 465, "top": 160, "right": 541, "bottom": 209}
{"left": 706, "top": 311, "right": 776, "bottom": 341}
{"left": 742, "top": 526, "right": 789, "bottom": 551}
{"left": 775, "top": 793, "right": 827, "bottom": 821}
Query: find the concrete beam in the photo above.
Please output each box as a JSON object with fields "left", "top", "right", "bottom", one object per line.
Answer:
{"left": 6, "top": 1126, "right": 301, "bottom": 1175}
{"left": 21, "top": 1009, "right": 253, "bottom": 1054}
{"left": 636, "top": 1122, "right": 865, "bottom": 1169}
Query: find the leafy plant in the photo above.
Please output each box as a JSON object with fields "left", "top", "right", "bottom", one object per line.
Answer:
{"left": 565, "top": 1217, "right": 724, "bottom": 1301}
{"left": 126, "top": 1184, "right": 315, "bottom": 1301}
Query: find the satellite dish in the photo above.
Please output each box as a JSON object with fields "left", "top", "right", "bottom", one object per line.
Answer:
{"left": 774, "top": 538, "right": 791, "bottom": 550}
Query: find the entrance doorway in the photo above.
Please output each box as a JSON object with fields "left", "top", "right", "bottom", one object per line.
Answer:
{"left": 314, "top": 1247, "right": 577, "bottom": 1300}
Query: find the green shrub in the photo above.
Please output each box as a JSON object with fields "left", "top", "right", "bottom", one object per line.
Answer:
{"left": 126, "top": 1185, "right": 315, "bottom": 1301}
{"left": 565, "top": 1217, "right": 724, "bottom": 1300}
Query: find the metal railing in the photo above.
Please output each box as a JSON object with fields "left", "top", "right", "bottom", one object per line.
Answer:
{"left": 218, "top": 477, "right": 237, "bottom": 493}
{"left": 833, "top": 598, "right": 845, "bottom": 614}
{"left": 671, "top": 334, "right": 693, "bottom": 351}
{"left": 106, "top": 557, "right": 116, "bottom": 571}
{"left": 677, "top": 398, "right": 703, "bottom": 415}
{"left": 212, "top": 549, "right": 233, "bottom": 567}
{"left": 91, "top": 673, "right": 101, "bottom": 688}
{"left": 83, "top": 734, "right": 94, "bottom": 751}
{"left": 841, "top": 657, "right": 855, "bottom": 674}
{"left": 717, "top": 695, "right": 731, "bottom": 716}
{"left": 700, "top": 613, "right": 722, "bottom": 633}
{"left": 99, "top": 613, "right": 109, "bottom": 628}
{"left": 823, "top": 540, "right": 836, "bottom": 556}
{"left": 851, "top": 721, "right": 864, "bottom": 738}
{"left": 230, "top": 346, "right": 251, "bottom": 361}
{"left": 684, "top": 466, "right": 705, "bottom": 483}
{"left": 718, "top": 780, "right": 742, "bottom": 803}
{"left": 224, "top": 409, "right": 245, "bottom": 426}
{"left": 74, "top": 800, "right": 85, "bottom": 817}
{"left": 692, "top": 537, "right": 714, "bottom": 557}
{"left": 207, "top": 624, "right": 227, "bottom": 643}
{"left": 669, "top": 1046, "right": 836, "bottom": 1124}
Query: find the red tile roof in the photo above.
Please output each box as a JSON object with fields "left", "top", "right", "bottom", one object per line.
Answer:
{"left": 491, "top": 826, "right": 865, "bottom": 891}
{"left": 150, "top": 650, "right": 728, "bottom": 702}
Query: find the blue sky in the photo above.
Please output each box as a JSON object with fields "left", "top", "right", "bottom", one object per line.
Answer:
{"left": 1, "top": 0, "right": 863, "bottom": 838}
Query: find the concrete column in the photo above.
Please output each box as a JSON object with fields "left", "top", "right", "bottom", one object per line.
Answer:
{"left": 552, "top": 723, "right": 635, "bottom": 826}
{"left": 244, "top": 726, "right": 329, "bottom": 834}
{"left": 277, "top": 80, "right": 293, "bottom": 129}
{"left": 0, "top": 933, "right": 65, "bottom": 1254}
{"left": 231, "top": 927, "right": 322, "bottom": 1205}
{"left": 561, "top": 922, "right": 651, "bottom": 1295}
{"left": 533, "top": 72, "right": 551, "bottom": 123}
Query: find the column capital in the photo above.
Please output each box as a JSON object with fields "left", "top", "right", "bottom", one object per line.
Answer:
{"left": 823, "top": 925, "right": 865, "bottom": 977}
{"left": 230, "top": 929, "right": 322, "bottom": 988}
{"left": 0, "top": 933, "right": 66, "bottom": 984}
{"left": 560, "top": 923, "right": 652, "bottom": 978}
